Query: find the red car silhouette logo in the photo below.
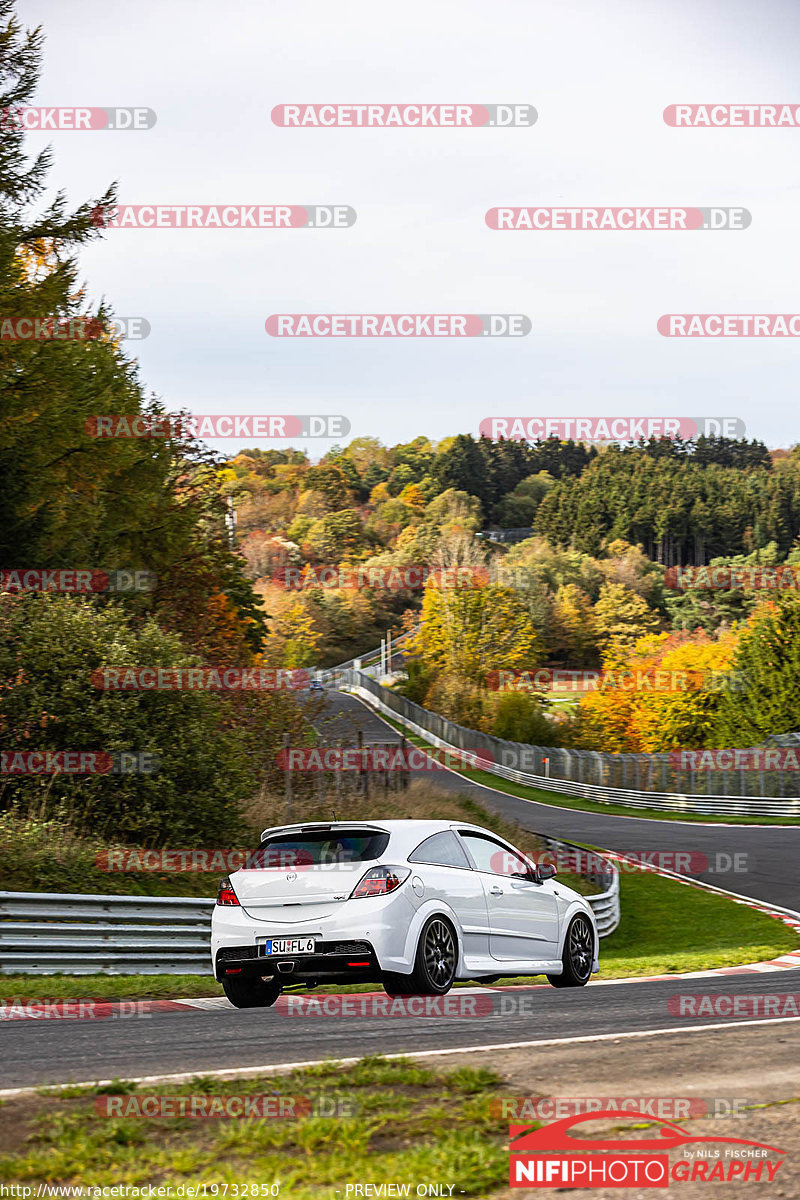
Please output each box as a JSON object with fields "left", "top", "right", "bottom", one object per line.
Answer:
{"left": 510, "top": 1110, "right": 785, "bottom": 1155}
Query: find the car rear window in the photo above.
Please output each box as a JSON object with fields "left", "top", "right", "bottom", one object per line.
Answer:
{"left": 250, "top": 828, "right": 390, "bottom": 869}
{"left": 409, "top": 831, "right": 470, "bottom": 869}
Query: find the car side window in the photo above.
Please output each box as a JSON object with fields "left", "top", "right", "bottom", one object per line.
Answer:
{"left": 408, "top": 831, "right": 471, "bottom": 869}
{"left": 459, "top": 832, "right": 530, "bottom": 877}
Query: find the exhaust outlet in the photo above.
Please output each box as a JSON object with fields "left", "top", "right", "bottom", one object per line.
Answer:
{"left": 276, "top": 961, "right": 295, "bottom": 973}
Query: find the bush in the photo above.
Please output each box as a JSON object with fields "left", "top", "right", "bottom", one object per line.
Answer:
{"left": 400, "top": 660, "right": 438, "bottom": 705}
{"left": 422, "top": 673, "right": 490, "bottom": 730}
{"left": 490, "top": 691, "right": 563, "bottom": 747}
{"left": 0, "top": 593, "right": 303, "bottom": 845}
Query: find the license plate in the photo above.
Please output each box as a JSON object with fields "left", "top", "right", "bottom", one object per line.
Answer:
{"left": 261, "top": 937, "right": 316, "bottom": 956}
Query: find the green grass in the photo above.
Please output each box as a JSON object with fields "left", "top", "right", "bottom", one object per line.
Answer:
{"left": 596, "top": 870, "right": 798, "bottom": 977}
{"left": 0, "top": 1057, "right": 512, "bottom": 1196}
{"left": 373, "top": 709, "right": 800, "bottom": 825}
{"left": 0, "top": 975, "right": 225, "bottom": 1001}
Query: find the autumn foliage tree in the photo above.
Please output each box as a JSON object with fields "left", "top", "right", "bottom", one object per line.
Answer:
{"left": 407, "top": 580, "right": 540, "bottom": 684}
{"left": 0, "top": 1, "right": 266, "bottom": 663}
{"left": 574, "top": 629, "right": 740, "bottom": 753}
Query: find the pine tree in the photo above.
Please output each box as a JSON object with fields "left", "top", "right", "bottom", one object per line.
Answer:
{"left": 713, "top": 596, "right": 800, "bottom": 745}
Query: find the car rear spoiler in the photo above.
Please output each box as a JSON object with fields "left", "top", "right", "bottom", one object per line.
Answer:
{"left": 259, "top": 821, "right": 390, "bottom": 842}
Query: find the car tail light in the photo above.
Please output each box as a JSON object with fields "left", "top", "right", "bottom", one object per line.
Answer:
{"left": 217, "top": 876, "right": 240, "bottom": 906}
{"left": 349, "top": 866, "right": 410, "bottom": 899}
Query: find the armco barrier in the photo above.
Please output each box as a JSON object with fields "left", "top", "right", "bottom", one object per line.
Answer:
{"left": 327, "top": 668, "right": 800, "bottom": 816}
{"left": 0, "top": 844, "right": 618, "bottom": 974}
{"left": 0, "top": 891, "right": 215, "bottom": 975}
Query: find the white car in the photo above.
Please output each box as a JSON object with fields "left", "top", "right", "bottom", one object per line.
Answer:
{"left": 211, "top": 819, "right": 599, "bottom": 1008}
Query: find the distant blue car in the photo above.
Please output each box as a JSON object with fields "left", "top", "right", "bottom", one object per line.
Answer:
{"left": 309, "top": 679, "right": 324, "bottom": 691}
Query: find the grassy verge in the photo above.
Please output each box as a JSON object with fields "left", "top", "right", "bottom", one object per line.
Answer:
{"left": 372, "top": 708, "right": 800, "bottom": 826}
{"left": 0, "top": 813, "right": 232, "bottom": 898}
{"left": 584, "top": 869, "right": 796, "bottom": 978}
{"left": 0, "top": 1057, "right": 511, "bottom": 1196}
{"left": 5, "top": 863, "right": 796, "bottom": 1000}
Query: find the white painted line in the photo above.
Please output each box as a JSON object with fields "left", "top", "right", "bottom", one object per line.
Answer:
{"left": 5, "top": 1015, "right": 800, "bottom": 1099}
{"left": 175, "top": 997, "right": 231, "bottom": 1011}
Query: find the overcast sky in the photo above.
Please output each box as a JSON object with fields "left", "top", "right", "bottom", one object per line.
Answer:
{"left": 19, "top": 0, "right": 800, "bottom": 456}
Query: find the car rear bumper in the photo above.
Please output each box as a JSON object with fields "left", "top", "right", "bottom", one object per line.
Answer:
{"left": 211, "top": 890, "right": 419, "bottom": 976}
{"left": 214, "top": 939, "right": 378, "bottom": 983}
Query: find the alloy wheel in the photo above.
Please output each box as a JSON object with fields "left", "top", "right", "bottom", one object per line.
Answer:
{"left": 568, "top": 915, "right": 593, "bottom": 981}
{"left": 424, "top": 918, "right": 456, "bottom": 987}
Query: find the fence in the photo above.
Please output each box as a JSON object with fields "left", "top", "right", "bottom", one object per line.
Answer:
{"left": 330, "top": 627, "right": 417, "bottom": 674}
{"left": 328, "top": 669, "right": 800, "bottom": 816}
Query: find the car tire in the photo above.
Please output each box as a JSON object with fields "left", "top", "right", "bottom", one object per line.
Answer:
{"left": 383, "top": 915, "right": 458, "bottom": 996}
{"left": 547, "top": 913, "right": 594, "bottom": 988}
{"left": 222, "top": 974, "right": 283, "bottom": 1009}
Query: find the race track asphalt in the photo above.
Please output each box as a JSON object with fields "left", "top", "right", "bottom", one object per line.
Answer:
{"left": 3, "top": 973, "right": 800, "bottom": 1090}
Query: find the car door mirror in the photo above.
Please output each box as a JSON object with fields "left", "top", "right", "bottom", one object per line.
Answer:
{"left": 538, "top": 863, "right": 557, "bottom": 881}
